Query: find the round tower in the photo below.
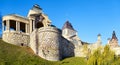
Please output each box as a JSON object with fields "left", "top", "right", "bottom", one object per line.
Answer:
{"left": 95, "top": 34, "right": 102, "bottom": 48}
{"left": 37, "top": 27, "right": 62, "bottom": 61}
{"left": 97, "top": 34, "right": 101, "bottom": 42}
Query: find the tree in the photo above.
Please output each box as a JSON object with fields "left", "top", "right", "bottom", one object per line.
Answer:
{"left": 101, "top": 45, "right": 115, "bottom": 65}
{"left": 87, "top": 45, "right": 116, "bottom": 65}
{"left": 87, "top": 48, "right": 101, "bottom": 65}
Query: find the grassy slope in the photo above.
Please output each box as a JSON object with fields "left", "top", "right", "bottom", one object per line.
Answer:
{"left": 0, "top": 39, "right": 86, "bottom": 65}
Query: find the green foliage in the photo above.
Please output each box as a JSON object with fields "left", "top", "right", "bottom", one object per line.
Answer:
{"left": 87, "top": 48, "right": 101, "bottom": 65}
{"left": 87, "top": 45, "right": 116, "bottom": 65}
{"left": 111, "top": 57, "right": 120, "bottom": 65}
{"left": 59, "top": 57, "right": 87, "bottom": 65}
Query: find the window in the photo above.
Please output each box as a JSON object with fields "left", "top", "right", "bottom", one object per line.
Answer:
{"left": 20, "top": 22, "right": 26, "bottom": 33}
{"left": 10, "top": 20, "right": 16, "bottom": 31}
{"left": 3, "top": 21, "right": 6, "bottom": 31}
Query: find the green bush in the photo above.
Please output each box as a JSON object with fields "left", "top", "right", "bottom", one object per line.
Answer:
{"left": 87, "top": 45, "right": 117, "bottom": 65}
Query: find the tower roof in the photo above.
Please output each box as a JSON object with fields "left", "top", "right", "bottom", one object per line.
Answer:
{"left": 32, "top": 4, "right": 42, "bottom": 10}
{"left": 97, "top": 34, "right": 101, "bottom": 36}
{"left": 111, "top": 31, "right": 118, "bottom": 41}
{"left": 62, "top": 21, "right": 75, "bottom": 30}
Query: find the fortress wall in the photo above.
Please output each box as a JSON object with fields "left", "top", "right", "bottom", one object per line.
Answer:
{"left": 29, "top": 29, "right": 38, "bottom": 54}
{"left": 61, "top": 37, "right": 75, "bottom": 58}
{"left": 74, "top": 45, "right": 88, "bottom": 57}
{"left": 111, "top": 47, "right": 120, "bottom": 56}
{"left": 2, "top": 31, "right": 30, "bottom": 46}
{"left": 37, "top": 27, "right": 62, "bottom": 61}
{"left": 29, "top": 27, "right": 76, "bottom": 61}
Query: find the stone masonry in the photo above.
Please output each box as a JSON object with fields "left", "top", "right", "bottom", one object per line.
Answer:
{"left": 3, "top": 31, "right": 29, "bottom": 46}
{"left": 2, "top": 4, "right": 120, "bottom": 61}
{"left": 29, "top": 26, "right": 75, "bottom": 61}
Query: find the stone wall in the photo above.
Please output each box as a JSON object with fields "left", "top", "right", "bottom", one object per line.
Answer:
{"left": 37, "top": 27, "right": 62, "bottom": 61}
{"left": 29, "top": 29, "right": 38, "bottom": 54}
{"left": 61, "top": 37, "right": 75, "bottom": 58}
{"left": 2, "top": 31, "right": 30, "bottom": 46}
{"left": 111, "top": 47, "right": 120, "bottom": 56}
{"left": 29, "top": 27, "right": 76, "bottom": 61}
{"left": 30, "top": 27, "right": 62, "bottom": 61}
{"left": 74, "top": 46, "right": 86, "bottom": 57}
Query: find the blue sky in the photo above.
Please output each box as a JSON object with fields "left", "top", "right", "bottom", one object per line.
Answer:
{"left": 0, "top": 0, "right": 120, "bottom": 45}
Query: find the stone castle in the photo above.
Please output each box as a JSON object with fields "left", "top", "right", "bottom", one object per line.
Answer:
{"left": 2, "top": 4, "right": 120, "bottom": 61}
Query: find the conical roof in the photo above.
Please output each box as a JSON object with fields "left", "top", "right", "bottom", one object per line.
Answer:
{"left": 62, "top": 21, "right": 75, "bottom": 30}
{"left": 111, "top": 31, "right": 118, "bottom": 41}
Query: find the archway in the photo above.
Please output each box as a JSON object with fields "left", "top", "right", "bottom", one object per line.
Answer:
{"left": 36, "top": 22, "right": 43, "bottom": 28}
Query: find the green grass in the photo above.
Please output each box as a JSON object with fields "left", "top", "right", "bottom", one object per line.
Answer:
{"left": 58, "top": 57, "right": 87, "bottom": 65}
{"left": 0, "top": 39, "right": 86, "bottom": 65}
